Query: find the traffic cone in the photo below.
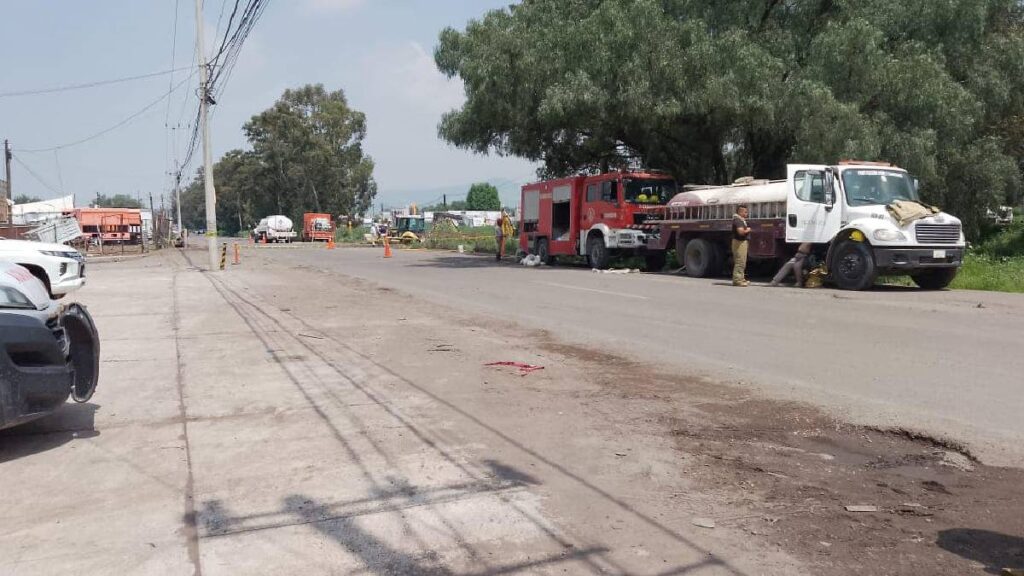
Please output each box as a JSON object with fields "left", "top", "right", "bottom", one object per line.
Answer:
{"left": 383, "top": 237, "right": 393, "bottom": 258}
{"left": 327, "top": 237, "right": 335, "bottom": 250}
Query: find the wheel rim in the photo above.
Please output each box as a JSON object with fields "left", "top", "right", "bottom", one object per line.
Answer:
{"left": 838, "top": 249, "right": 865, "bottom": 281}
{"left": 590, "top": 242, "right": 603, "bottom": 263}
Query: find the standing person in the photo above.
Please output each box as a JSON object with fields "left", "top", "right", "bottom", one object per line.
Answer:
{"left": 731, "top": 205, "right": 751, "bottom": 286}
{"left": 770, "top": 242, "right": 813, "bottom": 287}
{"left": 494, "top": 213, "right": 506, "bottom": 262}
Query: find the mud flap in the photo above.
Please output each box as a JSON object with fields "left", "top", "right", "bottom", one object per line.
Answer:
{"left": 61, "top": 303, "right": 100, "bottom": 403}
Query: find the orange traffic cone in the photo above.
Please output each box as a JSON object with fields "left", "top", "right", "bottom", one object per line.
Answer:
{"left": 383, "top": 237, "right": 393, "bottom": 258}
{"left": 327, "top": 237, "right": 335, "bottom": 250}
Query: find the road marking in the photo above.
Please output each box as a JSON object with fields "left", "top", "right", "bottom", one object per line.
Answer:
{"left": 534, "top": 281, "right": 650, "bottom": 300}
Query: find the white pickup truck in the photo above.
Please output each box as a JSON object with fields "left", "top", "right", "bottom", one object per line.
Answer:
{"left": 0, "top": 238, "right": 86, "bottom": 298}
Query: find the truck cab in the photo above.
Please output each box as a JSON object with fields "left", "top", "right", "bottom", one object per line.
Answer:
{"left": 786, "top": 162, "right": 965, "bottom": 290}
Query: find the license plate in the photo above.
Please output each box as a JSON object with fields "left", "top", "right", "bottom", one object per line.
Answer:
{"left": 932, "top": 250, "right": 946, "bottom": 259}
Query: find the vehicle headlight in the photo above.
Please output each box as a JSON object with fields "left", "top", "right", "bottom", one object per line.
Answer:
{"left": 39, "top": 250, "right": 74, "bottom": 258}
{"left": 0, "top": 286, "right": 36, "bottom": 310}
{"left": 872, "top": 229, "right": 906, "bottom": 242}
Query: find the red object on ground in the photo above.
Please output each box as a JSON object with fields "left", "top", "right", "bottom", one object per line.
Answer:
{"left": 485, "top": 361, "right": 545, "bottom": 375}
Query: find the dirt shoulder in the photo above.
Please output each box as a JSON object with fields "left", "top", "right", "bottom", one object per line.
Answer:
{"left": 230, "top": 247, "right": 1024, "bottom": 575}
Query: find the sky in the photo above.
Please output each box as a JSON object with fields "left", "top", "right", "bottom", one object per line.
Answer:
{"left": 0, "top": 0, "right": 536, "bottom": 212}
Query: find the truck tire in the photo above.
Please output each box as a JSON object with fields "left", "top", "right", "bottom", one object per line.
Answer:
{"left": 832, "top": 241, "right": 877, "bottom": 291}
{"left": 911, "top": 268, "right": 957, "bottom": 290}
{"left": 536, "top": 238, "right": 555, "bottom": 265}
{"left": 644, "top": 251, "right": 666, "bottom": 272}
{"left": 684, "top": 239, "right": 717, "bottom": 278}
{"left": 587, "top": 236, "right": 609, "bottom": 270}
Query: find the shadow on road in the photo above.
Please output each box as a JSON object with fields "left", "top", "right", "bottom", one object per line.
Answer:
{"left": 0, "top": 402, "right": 99, "bottom": 463}
{"left": 937, "top": 528, "right": 1024, "bottom": 574}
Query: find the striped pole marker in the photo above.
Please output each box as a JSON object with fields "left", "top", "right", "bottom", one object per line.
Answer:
{"left": 220, "top": 243, "right": 227, "bottom": 270}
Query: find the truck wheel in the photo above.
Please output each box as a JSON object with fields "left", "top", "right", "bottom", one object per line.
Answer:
{"left": 643, "top": 251, "right": 666, "bottom": 272}
{"left": 536, "top": 238, "right": 555, "bottom": 265}
{"left": 911, "top": 268, "right": 958, "bottom": 290}
{"left": 587, "top": 236, "right": 609, "bottom": 270}
{"left": 684, "top": 239, "right": 717, "bottom": 278}
{"left": 832, "top": 241, "right": 877, "bottom": 290}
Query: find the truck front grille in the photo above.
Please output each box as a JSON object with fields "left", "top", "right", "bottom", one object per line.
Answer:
{"left": 915, "top": 223, "right": 961, "bottom": 245}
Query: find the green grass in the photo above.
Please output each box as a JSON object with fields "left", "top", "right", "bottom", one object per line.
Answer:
{"left": 950, "top": 254, "right": 1024, "bottom": 293}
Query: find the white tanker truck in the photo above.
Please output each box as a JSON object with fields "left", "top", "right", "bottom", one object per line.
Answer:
{"left": 253, "top": 215, "right": 297, "bottom": 243}
{"left": 640, "top": 161, "right": 966, "bottom": 290}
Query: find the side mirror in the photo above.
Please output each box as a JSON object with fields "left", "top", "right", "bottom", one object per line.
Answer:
{"left": 824, "top": 169, "right": 836, "bottom": 208}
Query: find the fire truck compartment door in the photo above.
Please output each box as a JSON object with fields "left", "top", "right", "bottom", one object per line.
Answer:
{"left": 552, "top": 185, "right": 571, "bottom": 203}
{"left": 523, "top": 190, "right": 540, "bottom": 222}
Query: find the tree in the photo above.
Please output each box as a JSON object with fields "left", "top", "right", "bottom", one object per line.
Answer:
{"left": 435, "top": 0, "right": 1024, "bottom": 238}
{"left": 465, "top": 183, "right": 501, "bottom": 210}
{"left": 182, "top": 84, "right": 378, "bottom": 234}
{"left": 13, "top": 194, "right": 41, "bottom": 204}
{"left": 93, "top": 193, "right": 143, "bottom": 209}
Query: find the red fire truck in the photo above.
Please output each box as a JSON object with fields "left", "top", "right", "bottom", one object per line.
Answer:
{"left": 519, "top": 171, "right": 677, "bottom": 270}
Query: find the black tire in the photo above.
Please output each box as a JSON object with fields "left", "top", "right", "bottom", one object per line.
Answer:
{"left": 911, "top": 268, "right": 958, "bottom": 290}
{"left": 832, "top": 241, "right": 877, "bottom": 291}
{"left": 536, "top": 238, "right": 554, "bottom": 265}
{"left": 587, "top": 236, "right": 610, "bottom": 269}
{"left": 644, "top": 251, "right": 666, "bottom": 272}
{"left": 684, "top": 238, "right": 718, "bottom": 278}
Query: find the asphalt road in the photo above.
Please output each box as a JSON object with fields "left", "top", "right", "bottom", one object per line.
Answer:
{"left": 255, "top": 245, "right": 1024, "bottom": 467}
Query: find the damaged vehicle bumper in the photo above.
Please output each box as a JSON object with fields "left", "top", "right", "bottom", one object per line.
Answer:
{"left": 0, "top": 304, "right": 100, "bottom": 430}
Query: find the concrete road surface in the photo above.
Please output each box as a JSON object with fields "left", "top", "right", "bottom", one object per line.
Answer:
{"left": 256, "top": 245, "right": 1024, "bottom": 467}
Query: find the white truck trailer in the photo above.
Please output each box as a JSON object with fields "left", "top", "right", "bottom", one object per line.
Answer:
{"left": 641, "top": 161, "right": 966, "bottom": 290}
{"left": 253, "top": 215, "right": 297, "bottom": 243}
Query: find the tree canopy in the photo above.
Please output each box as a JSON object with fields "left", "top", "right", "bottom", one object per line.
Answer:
{"left": 435, "top": 0, "right": 1024, "bottom": 237}
{"left": 465, "top": 182, "right": 501, "bottom": 210}
{"left": 13, "top": 194, "right": 41, "bottom": 204}
{"left": 180, "top": 84, "right": 377, "bottom": 235}
{"left": 93, "top": 193, "right": 143, "bottom": 209}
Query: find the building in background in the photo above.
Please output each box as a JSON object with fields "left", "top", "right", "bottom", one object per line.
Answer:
{"left": 71, "top": 208, "right": 144, "bottom": 244}
{"left": 12, "top": 195, "right": 75, "bottom": 225}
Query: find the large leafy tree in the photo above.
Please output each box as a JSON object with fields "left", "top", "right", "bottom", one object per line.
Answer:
{"left": 465, "top": 182, "right": 501, "bottom": 210}
{"left": 183, "top": 84, "right": 377, "bottom": 234}
{"left": 436, "top": 0, "right": 1024, "bottom": 237}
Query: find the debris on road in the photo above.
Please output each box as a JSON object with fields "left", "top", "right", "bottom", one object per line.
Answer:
{"left": 844, "top": 505, "right": 879, "bottom": 513}
{"left": 520, "top": 254, "right": 544, "bottom": 267}
{"left": 592, "top": 268, "right": 640, "bottom": 274}
{"left": 692, "top": 517, "right": 716, "bottom": 529}
{"left": 485, "top": 361, "right": 545, "bottom": 375}
{"left": 297, "top": 333, "right": 325, "bottom": 340}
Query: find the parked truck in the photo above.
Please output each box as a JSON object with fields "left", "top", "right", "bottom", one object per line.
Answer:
{"left": 253, "top": 215, "right": 297, "bottom": 243}
{"left": 302, "top": 213, "right": 334, "bottom": 242}
{"left": 518, "top": 171, "right": 677, "bottom": 270}
{"left": 641, "top": 161, "right": 966, "bottom": 290}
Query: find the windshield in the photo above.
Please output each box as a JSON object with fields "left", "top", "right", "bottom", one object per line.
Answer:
{"left": 624, "top": 179, "right": 676, "bottom": 205}
{"left": 404, "top": 219, "right": 425, "bottom": 233}
{"left": 841, "top": 169, "right": 919, "bottom": 207}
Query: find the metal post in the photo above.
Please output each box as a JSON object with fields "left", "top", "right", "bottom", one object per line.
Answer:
{"left": 194, "top": 0, "right": 219, "bottom": 271}
{"left": 4, "top": 140, "right": 12, "bottom": 232}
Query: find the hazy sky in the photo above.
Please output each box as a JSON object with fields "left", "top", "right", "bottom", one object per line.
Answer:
{"left": 0, "top": 0, "right": 535, "bottom": 210}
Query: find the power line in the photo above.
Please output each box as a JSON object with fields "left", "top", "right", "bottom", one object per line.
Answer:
{"left": 0, "top": 65, "right": 195, "bottom": 99}
{"left": 11, "top": 154, "right": 62, "bottom": 197}
{"left": 16, "top": 71, "right": 197, "bottom": 153}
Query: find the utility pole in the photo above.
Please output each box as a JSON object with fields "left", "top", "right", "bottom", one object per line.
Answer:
{"left": 443, "top": 194, "right": 447, "bottom": 210}
{"left": 4, "top": 140, "right": 12, "bottom": 232}
{"left": 174, "top": 165, "right": 183, "bottom": 238}
{"left": 194, "top": 0, "right": 219, "bottom": 271}
{"left": 150, "top": 193, "right": 156, "bottom": 247}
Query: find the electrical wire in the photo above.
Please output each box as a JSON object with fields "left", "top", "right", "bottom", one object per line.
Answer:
{"left": 17, "top": 71, "right": 197, "bottom": 153}
{"left": 11, "top": 155, "right": 63, "bottom": 197}
{"left": 0, "top": 66, "right": 195, "bottom": 99}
